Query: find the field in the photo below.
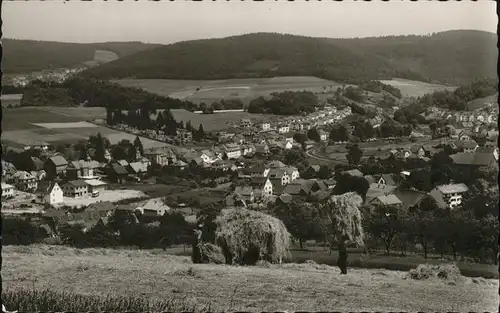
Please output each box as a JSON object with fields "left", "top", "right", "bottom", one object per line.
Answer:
{"left": 113, "top": 76, "right": 342, "bottom": 104}
{"left": 379, "top": 78, "right": 456, "bottom": 98}
{"left": 2, "top": 245, "right": 497, "bottom": 311}
{"left": 171, "top": 109, "right": 273, "bottom": 131}
{"left": 1, "top": 107, "right": 168, "bottom": 150}
{"left": 467, "top": 93, "right": 498, "bottom": 111}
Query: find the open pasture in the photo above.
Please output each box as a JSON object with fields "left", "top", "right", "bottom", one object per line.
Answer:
{"left": 2, "top": 245, "right": 497, "bottom": 312}
{"left": 379, "top": 78, "right": 456, "bottom": 98}
{"left": 1, "top": 107, "right": 168, "bottom": 149}
{"left": 171, "top": 109, "right": 273, "bottom": 131}
{"left": 113, "top": 76, "right": 342, "bottom": 104}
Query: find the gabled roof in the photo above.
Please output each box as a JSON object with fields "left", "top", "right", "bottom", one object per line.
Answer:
{"left": 393, "top": 189, "right": 428, "bottom": 210}
{"left": 308, "top": 165, "right": 321, "bottom": 172}
{"left": 1, "top": 183, "right": 14, "bottom": 190}
{"left": 129, "top": 162, "right": 148, "bottom": 173}
{"left": 450, "top": 152, "right": 496, "bottom": 166}
{"left": 70, "top": 160, "right": 101, "bottom": 169}
{"left": 277, "top": 193, "right": 293, "bottom": 204}
{"left": 111, "top": 164, "right": 129, "bottom": 175}
{"left": 31, "top": 157, "right": 44, "bottom": 170}
{"left": 234, "top": 186, "right": 254, "bottom": 196}
{"left": 268, "top": 168, "right": 288, "bottom": 179}
{"left": 84, "top": 179, "right": 107, "bottom": 187}
{"left": 249, "top": 177, "right": 269, "bottom": 187}
{"left": 267, "top": 160, "right": 286, "bottom": 168}
{"left": 436, "top": 183, "right": 469, "bottom": 194}
{"left": 47, "top": 181, "right": 61, "bottom": 193}
{"left": 373, "top": 194, "right": 402, "bottom": 206}
{"left": 342, "top": 169, "right": 363, "bottom": 177}
{"left": 117, "top": 160, "right": 129, "bottom": 167}
{"left": 381, "top": 174, "right": 397, "bottom": 186}
{"left": 65, "top": 180, "right": 88, "bottom": 187}
{"left": 49, "top": 156, "right": 68, "bottom": 167}
{"left": 283, "top": 183, "right": 307, "bottom": 196}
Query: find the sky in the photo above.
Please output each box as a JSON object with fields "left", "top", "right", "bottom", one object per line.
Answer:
{"left": 3, "top": 1, "right": 497, "bottom": 44}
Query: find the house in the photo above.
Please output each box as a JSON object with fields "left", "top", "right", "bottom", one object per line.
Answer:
{"left": 255, "top": 143, "right": 270, "bottom": 155}
{"left": 377, "top": 174, "right": 398, "bottom": 186}
{"left": 134, "top": 198, "right": 170, "bottom": 220}
{"left": 324, "top": 178, "right": 337, "bottom": 190}
{"left": 176, "top": 129, "right": 193, "bottom": 143}
{"left": 30, "top": 157, "right": 45, "bottom": 171}
{"left": 275, "top": 193, "right": 293, "bottom": 205}
{"left": 283, "top": 182, "right": 310, "bottom": 197}
{"left": 200, "top": 150, "right": 218, "bottom": 164}
{"left": 369, "top": 194, "right": 403, "bottom": 211}
{"left": 144, "top": 150, "right": 170, "bottom": 167}
{"left": 430, "top": 183, "right": 469, "bottom": 209}
{"left": 277, "top": 124, "right": 290, "bottom": 134}
{"left": 106, "top": 164, "right": 129, "bottom": 183}
{"left": 234, "top": 186, "right": 255, "bottom": 203}
{"left": 456, "top": 140, "right": 479, "bottom": 153}
{"left": 366, "top": 183, "right": 398, "bottom": 203}
{"left": 240, "top": 119, "right": 252, "bottom": 128}
{"left": 262, "top": 122, "right": 271, "bottom": 131}
{"left": 304, "top": 140, "right": 316, "bottom": 150}
{"left": 393, "top": 189, "right": 428, "bottom": 210}
{"left": 284, "top": 166, "right": 300, "bottom": 181}
{"left": 242, "top": 166, "right": 270, "bottom": 178}
{"left": 267, "top": 160, "right": 287, "bottom": 168}
{"left": 44, "top": 155, "right": 68, "bottom": 178}
{"left": 305, "top": 165, "right": 321, "bottom": 177}
{"left": 84, "top": 179, "right": 107, "bottom": 196}
{"left": 2, "top": 183, "right": 15, "bottom": 199}
{"left": 223, "top": 143, "right": 242, "bottom": 159}
{"left": 268, "top": 169, "right": 290, "bottom": 194}
{"left": 12, "top": 171, "right": 38, "bottom": 192}
{"left": 241, "top": 144, "right": 255, "bottom": 156}
{"left": 450, "top": 151, "right": 497, "bottom": 168}
{"left": 127, "top": 162, "right": 148, "bottom": 179}
{"left": 318, "top": 129, "right": 329, "bottom": 142}
{"left": 61, "top": 180, "right": 89, "bottom": 198}
{"left": 249, "top": 177, "right": 273, "bottom": 198}
{"left": 342, "top": 169, "right": 364, "bottom": 177}
{"left": 44, "top": 182, "right": 63, "bottom": 205}
{"left": 66, "top": 160, "right": 100, "bottom": 180}
{"left": 410, "top": 145, "right": 427, "bottom": 158}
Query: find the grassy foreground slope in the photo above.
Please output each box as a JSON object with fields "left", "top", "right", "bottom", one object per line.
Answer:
{"left": 2, "top": 39, "right": 160, "bottom": 74}
{"left": 81, "top": 30, "right": 497, "bottom": 85}
{"left": 3, "top": 245, "right": 497, "bottom": 312}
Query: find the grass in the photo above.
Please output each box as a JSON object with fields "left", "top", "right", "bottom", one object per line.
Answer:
{"left": 3, "top": 244, "right": 497, "bottom": 312}
{"left": 1, "top": 107, "right": 168, "bottom": 150}
{"left": 379, "top": 78, "right": 456, "bottom": 98}
{"left": 113, "top": 76, "right": 341, "bottom": 105}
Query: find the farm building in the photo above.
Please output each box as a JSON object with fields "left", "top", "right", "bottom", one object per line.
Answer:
{"left": 44, "top": 156, "right": 69, "bottom": 179}
{"left": 249, "top": 177, "right": 273, "bottom": 198}
{"left": 234, "top": 186, "right": 255, "bottom": 203}
{"left": 105, "top": 163, "right": 129, "bottom": 183}
{"left": 12, "top": 171, "right": 38, "bottom": 192}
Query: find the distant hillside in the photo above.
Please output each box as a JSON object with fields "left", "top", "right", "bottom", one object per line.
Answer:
{"left": 2, "top": 39, "right": 160, "bottom": 74}
{"left": 80, "top": 30, "right": 497, "bottom": 85}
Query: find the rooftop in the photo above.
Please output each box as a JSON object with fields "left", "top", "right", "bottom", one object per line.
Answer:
{"left": 437, "top": 183, "right": 469, "bottom": 194}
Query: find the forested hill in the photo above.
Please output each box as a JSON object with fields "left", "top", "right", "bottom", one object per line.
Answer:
{"left": 2, "top": 39, "right": 160, "bottom": 74}
{"left": 80, "top": 30, "right": 497, "bottom": 85}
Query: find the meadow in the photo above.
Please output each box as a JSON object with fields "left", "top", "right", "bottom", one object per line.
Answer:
{"left": 379, "top": 78, "right": 456, "bottom": 98}
{"left": 1, "top": 107, "right": 168, "bottom": 150}
{"left": 2, "top": 245, "right": 497, "bottom": 312}
{"left": 112, "top": 76, "right": 342, "bottom": 104}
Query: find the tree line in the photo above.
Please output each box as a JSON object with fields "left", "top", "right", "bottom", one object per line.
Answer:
{"left": 247, "top": 91, "right": 319, "bottom": 115}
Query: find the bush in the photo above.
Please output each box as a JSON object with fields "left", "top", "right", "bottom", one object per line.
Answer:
{"left": 405, "top": 263, "right": 464, "bottom": 284}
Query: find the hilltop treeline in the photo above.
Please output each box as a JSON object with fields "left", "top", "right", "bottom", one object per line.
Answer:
{"left": 3, "top": 39, "right": 159, "bottom": 74}
{"left": 18, "top": 78, "right": 199, "bottom": 110}
{"left": 417, "top": 78, "right": 498, "bottom": 111}
{"left": 358, "top": 80, "right": 402, "bottom": 98}
{"left": 80, "top": 31, "right": 497, "bottom": 85}
{"left": 247, "top": 91, "right": 319, "bottom": 115}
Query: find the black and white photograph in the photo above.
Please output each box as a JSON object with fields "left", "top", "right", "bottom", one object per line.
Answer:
{"left": 1, "top": 1, "right": 498, "bottom": 312}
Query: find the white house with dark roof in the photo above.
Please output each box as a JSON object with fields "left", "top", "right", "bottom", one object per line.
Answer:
{"left": 223, "top": 143, "right": 242, "bottom": 159}
{"left": 2, "top": 183, "right": 15, "bottom": 199}
{"left": 430, "top": 183, "right": 469, "bottom": 209}
{"left": 12, "top": 171, "right": 38, "bottom": 192}
{"left": 44, "top": 182, "right": 63, "bottom": 205}
{"left": 61, "top": 180, "right": 89, "bottom": 198}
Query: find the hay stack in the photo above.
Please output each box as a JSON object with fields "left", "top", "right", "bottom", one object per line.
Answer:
{"left": 405, "top": 263, "right": 465, "bottom": 284}
{"left": 214, "top": 208, "right": 291, "bottom": 265}
{"left": 323, "top": 192, "right": 365, "bottom": 247}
